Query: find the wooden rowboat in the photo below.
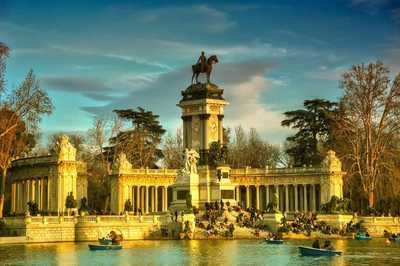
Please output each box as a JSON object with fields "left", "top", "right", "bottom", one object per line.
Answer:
{"left": 88, "top": 244, "right": 122, "bottom": 251}
{"left": 355, "top": 234, "right": 372, "bottom": 240}
{"left": 98, "top": 238, "right": 113, "bottom": 245}
{"left": 389, "top": 237, "right": 400, "bottom": 243}
{"left": 298, "top": 246, "right": 342, "bottom": 256}
{"left": 265, "top": 238, "right": 284, "bottom": 244}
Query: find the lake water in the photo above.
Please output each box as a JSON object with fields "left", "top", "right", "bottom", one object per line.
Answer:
{"left": 1, "top": 239, "right": 400, "bottom": 265}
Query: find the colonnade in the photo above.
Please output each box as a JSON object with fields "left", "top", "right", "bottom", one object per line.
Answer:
{"left": 125, "top": 185, "right": 171, "bottom": 214}
{"left": 11, "top": 177, "right": 49, "bottom": 214}
{"left": 235, "top": 184, "right": 320, "bottom": 213}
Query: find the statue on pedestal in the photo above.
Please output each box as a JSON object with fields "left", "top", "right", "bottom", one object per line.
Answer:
{"left": 56, "top": 135, "right": 76, "bottom": 161}
{"left": 191, "top": 52, "right": 219, "bottom": 84}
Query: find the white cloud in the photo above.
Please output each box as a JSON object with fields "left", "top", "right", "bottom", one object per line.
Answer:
{"left": 224, "top": 76, "right": 291, "bottom": 142}
{"left": 135, "top": 5, "right": 236, "bottom": 33}
{"left": 307, "top": 65, "right": 348, "bottom": 81}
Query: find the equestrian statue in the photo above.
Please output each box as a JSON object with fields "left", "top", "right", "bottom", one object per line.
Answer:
{"left": 191, "top": 51, "right": 219, "bottom": 84}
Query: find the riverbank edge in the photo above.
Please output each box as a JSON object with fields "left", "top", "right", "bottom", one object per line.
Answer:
{"left": 0, "top": 232, "right": 359, "bottom": 245}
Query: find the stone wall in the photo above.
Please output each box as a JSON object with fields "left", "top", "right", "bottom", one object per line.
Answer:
{"left": 0, "top": 214, "right": 173, "bottom": 243}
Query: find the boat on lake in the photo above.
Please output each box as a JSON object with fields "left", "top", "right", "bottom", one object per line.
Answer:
{"left": 355, "top": 233, "right": 372, "bottom": 240}
{"left": 298, "top": 246, "right": 342, "bottom": 256}
{"left": 265, "top": 238, "right": 284, "bottom": 244}
{"left": 98, "top": 237, "right": 113, "bottom": 245}
{"left": 388, "top": 236, "right": 400, "bottom": 243}
{"left": 88, "top": 244, "right": 123, "bottom": 251}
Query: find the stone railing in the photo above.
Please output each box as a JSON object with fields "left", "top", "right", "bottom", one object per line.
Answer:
{"left": 2, "top": 214, "right": 165, "bottom": 225}
{"left": 230, "top": 167, "right": 327, "bottom": 176}
{"left": 11, "top": 155, "right": 55, "bottom": 168}
{"left": 122, "top": 168, "right": 178, "bottom": 175}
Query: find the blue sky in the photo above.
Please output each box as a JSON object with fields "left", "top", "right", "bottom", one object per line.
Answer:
{"left": 1, "top": 0, "right": 399, "bottom": 144}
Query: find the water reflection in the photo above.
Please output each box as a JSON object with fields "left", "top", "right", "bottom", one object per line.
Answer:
{"left": 0, "top": 239, "right": 399, "bottom": 266}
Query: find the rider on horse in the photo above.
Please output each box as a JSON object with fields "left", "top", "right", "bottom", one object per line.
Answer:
{"left": 197, "top": 51, "right": 206, "bottom": 72}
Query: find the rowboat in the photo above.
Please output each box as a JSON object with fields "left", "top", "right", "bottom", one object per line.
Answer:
{"left": 389, "top": 237, "right": 400, "bottom": 243}
{"left": 98, "top": 238, "right": 113, "bottom": 245}
{"left": 355, "top": 234, "right": 372, "bottom": 240}
{"left": 88, "top": 244, "right": 123, "bottom": 251}
{"left": 298, "top": 246, "right": 342, "bottom": 256}
{"left": 265, "top": 238, "right": 284, "bottom": 244}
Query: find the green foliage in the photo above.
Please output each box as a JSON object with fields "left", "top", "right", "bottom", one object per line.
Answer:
{"left": 227, "top": 126, "right": 281, "bottom": 168}
{"left": 282, "top": 99, "right": 336, "bottom": 167}
{"left": 110, "top": 107, "right": 166, "bottom": 168}
{"left": 208, "top": 141, "right": 228, "bottom": 167}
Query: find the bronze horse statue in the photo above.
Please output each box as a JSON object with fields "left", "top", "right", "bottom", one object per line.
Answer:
{"left": 191, "top": 55, "right": 219, "bottom": 84}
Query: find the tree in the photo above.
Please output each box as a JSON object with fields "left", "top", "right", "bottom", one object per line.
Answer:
{"left": 0, "top": 44, "right": 53, "bottom": 217}
{"left": 162, "top": 129, "right": 183, "bottom": 169}
{"left": 332, "top": 61, "right": 400, "bottom": 208}
{"left": 110, "top": 107, "right": 166, "bottom": 168}
{"left": 226, "top": 126, "right": 280, "bottom": 168}
{"left": 281, "top": 99, "right": 337, "bottom": 167}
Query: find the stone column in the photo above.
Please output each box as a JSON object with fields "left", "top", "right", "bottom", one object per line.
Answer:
{"left": 236, "top": 186, "right": 241, "bottom": 206}
{"left": 155, "top": 186, "right": 158, "bottom": 212}
{"left": 11, "top": 182, "right": 16, "bottom": 213}
{"left": 285, "top": 185, "right": 289, "bottom": 212}
{"left": 303, "top": 185, "right": 308, "bottom": 212}
{"left": 161, "top": 187, "right": 165, "bottom": 212}
{"left": 310, "top": 184, "right": 316, "bottom": 212}
{"left": 36, "top": 179, "right": 40, "bottom": 210}
{"left": 256, "top": 185, "right": 260, "bottom": 210}
{"left": 275, "top": 185, "right": 280, "bottom": 212}
{"left": 140, "top": 186, "right": 145, "bottom": 212}
{"left": 246, "top": 186, "right": 250, "bottom": 209}
{"left": 145, "top": 186, "right": 149, "bottom": 214}
{"left": 294, "top": 185, "right": 298, "bottom": 212}
{"left": 164, "top": 186, "right": 168, "bottom": 211}
{"left": 266, "top": 185, "right": 270, "bottom": 208}
{"left": 217, "top": 115, "right": 224, "bottom": 143}
{"left": 135, "top": 186, "right": 140, "bottom": 211}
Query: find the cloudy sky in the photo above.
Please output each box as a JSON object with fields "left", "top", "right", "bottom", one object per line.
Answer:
{"left": 1, "top": 0, "right": 399, "bottom": 144}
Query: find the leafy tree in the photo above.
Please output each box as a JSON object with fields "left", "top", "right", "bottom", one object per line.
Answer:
{"left": 110, "top": 107, "right": 166, "bottom": 168}
{"left": 281, "top": 99, "right": 336, "bottom": 167}
{"left": 332, "top": 61, "right": 400, "bottom": 208}
{"left": 226, "top": 126, "right": 280, "bottom": 168}
{"left": 0, "top": 44, "right": 53, "bottom": 217}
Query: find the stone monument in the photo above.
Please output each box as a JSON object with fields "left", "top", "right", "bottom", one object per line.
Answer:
{"left": 171, "top": 52, "right": 236, "bottom": 209}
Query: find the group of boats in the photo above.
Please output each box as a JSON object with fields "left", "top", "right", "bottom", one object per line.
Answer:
{"left": 265, "top": 231, "right": 399, "bottom": 257}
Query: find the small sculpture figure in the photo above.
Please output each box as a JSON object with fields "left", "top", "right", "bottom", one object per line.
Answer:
{"left": 56, "top": 135, "right": 76, "bottom": 161}
{"left": 182, "top": 149, "right": 200, "bottom": 175}
{"left": 112, "top": 152, "right": 132, "bottom": 172}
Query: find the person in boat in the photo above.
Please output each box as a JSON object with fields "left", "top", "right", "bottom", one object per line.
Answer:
{"left": 323, "top": 240, "right": 333, "bottom": 250}
{"left": 312, "top": 239, "right": 320, "bottom": 249}
{"left": 365, "top": 232, "right": 370, "bottom": 237}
